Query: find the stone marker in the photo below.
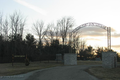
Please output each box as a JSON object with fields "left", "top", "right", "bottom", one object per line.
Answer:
{"left": 64, "top": 53, "right": 77, "bottom": 65}
{"left": 102, "top": 52, "right": 117, "bottom": 68}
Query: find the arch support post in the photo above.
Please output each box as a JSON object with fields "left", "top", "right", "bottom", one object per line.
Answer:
{"left": 107, "top": 27, "right": 111, "bottom": 50}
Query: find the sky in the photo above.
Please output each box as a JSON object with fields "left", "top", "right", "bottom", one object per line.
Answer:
{"left": 0, "top": 0, "right": 120, "bottom": 52}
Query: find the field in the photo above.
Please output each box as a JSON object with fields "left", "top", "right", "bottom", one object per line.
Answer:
{"left": 0, "top": 61, "right": 120, "bottom": 80}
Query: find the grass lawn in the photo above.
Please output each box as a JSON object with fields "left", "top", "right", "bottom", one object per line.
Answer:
{"left": 77, "top": 60, "right": 102, "bottom": 65}
{"left": 0, "top": 60, "right": 120, "bottom": 80}
{"left": 85, "top": 62, "right": 120, "bottom": 80}
{"left": 0, "top": 61, "right": 64, "bottom": 76}
{"left": 0, "top": 60, "right": 102, "bottom": 76}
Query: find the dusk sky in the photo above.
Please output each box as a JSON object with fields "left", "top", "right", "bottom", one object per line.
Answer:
{"left": 1, "top": 0, "right": 120, "bottom": 52}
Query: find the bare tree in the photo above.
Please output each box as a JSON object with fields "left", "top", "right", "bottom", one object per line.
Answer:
{"left": 80, "top": 39, "right": 86, "bottom": 50}
{"left": 45, "top": 23, "right": 55, "bottom": 43}
{"left": 33, "top": 21, "right": 44, "bottom": 42}
{"left": 9, "top": 11, "right": 26, "bottom": 57}
{"left": 19, "top": 19, "right": 25, "bottom": 36}
{"left": 33, "top": 20, "right": 49, "bottom": 45}
{"left": 68, "top": 32, "right": 80, "bottom": 53}
{"left": 3, "top": 18, "right": 9, "bottom": 40}
{"left": 0, "top": 12, "right": 3, "bottom": 36}
{"left": 57, "top": 17, "right": 74, "bottom": 45}
{"left": 45, "top": 23, "right": 61, "bottom": 44}
{"left": 54, "top": 24, "right": 60, "bottom": 40}
{"left": 73, "top": 32, "right": 80, "bottom": 53}
{"left": 72, "top": 32, "right": 86, "bottom": 51}
{"left": 10, "top": 11, "right": 25, "bottom": 37}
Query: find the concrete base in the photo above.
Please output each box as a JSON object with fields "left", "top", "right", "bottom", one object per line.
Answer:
{"left": 64, "top": 53, "right": 77, "bottom": 65}
{"left": 102, "top": 52, "right": 117, "bottom": 68}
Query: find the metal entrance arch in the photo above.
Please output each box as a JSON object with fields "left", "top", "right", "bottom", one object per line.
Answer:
{"left": 72, "top": 22, "right": 111, "bottom": 50}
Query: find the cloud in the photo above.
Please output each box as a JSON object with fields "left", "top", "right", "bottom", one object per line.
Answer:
{"left": 74, "top": 27, "right": 106, "bottom": 37}
{"left": 75, "top": 26, "right": 115, "bottom": 32}
{"left": 81, "top": 31, "right": 105, "bottom": 37}
{"left": 14, "top": 0, "right": 47, "bottom": 15}
{"left": 112, "top": 45, "right": 120, "bottom": 48}
{"left": 111, "top": 28, "right": 116, "bottom": 32}
{"left": 71, "top": 26, "right": 116, "bottom": 37}
{"left": 86, "top": 38, "right": 101, "bottom": 41}
{"left": 112, "top": 33, "right": 120, "bottom": 38}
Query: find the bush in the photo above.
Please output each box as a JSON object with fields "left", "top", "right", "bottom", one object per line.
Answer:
{"left": 25, "top": 58, "right": 30, "bottom": 66}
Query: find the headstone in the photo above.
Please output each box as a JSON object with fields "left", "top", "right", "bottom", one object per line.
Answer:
{"left": 102, "top": 52, "right": 117, "bottom": 68}
{"left": 64, "top": 53, "right": 77, "bottom": 65}
{"left": 56, "top": 54, "right": 62, "bottom": 61}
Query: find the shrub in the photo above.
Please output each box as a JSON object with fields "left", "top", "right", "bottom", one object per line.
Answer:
{"left": 25, "top": 58, "right": 30, "bottom": 66}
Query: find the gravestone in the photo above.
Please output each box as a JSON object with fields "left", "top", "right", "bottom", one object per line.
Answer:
{"left": 102, "top": 52, "right": 117, "bottom": 68}
{"left": 56, "top": 54, "right": 62, "bottom": 61}
{"left": 64, "top": 53, "right": 77, "bottom": 65}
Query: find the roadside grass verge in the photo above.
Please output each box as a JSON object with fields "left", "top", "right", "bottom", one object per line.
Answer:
{"left": 0, "top": 61, "right": 64, "bottom": 76}
{"left": 77, "top": 60, "right": 102, "bottom": 65}
{"left": 0, "top": 60, "right": 102, "bottom": 76}
{"left": 1, "top": 60, "right": 119, "bottom": 80}
{"left": 85, "top": 62, "right": 120, "bottom": 80}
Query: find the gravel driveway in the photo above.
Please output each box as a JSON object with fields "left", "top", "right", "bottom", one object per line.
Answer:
{"left": 0, "top": 65, "right": 101, "bottom": 80}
